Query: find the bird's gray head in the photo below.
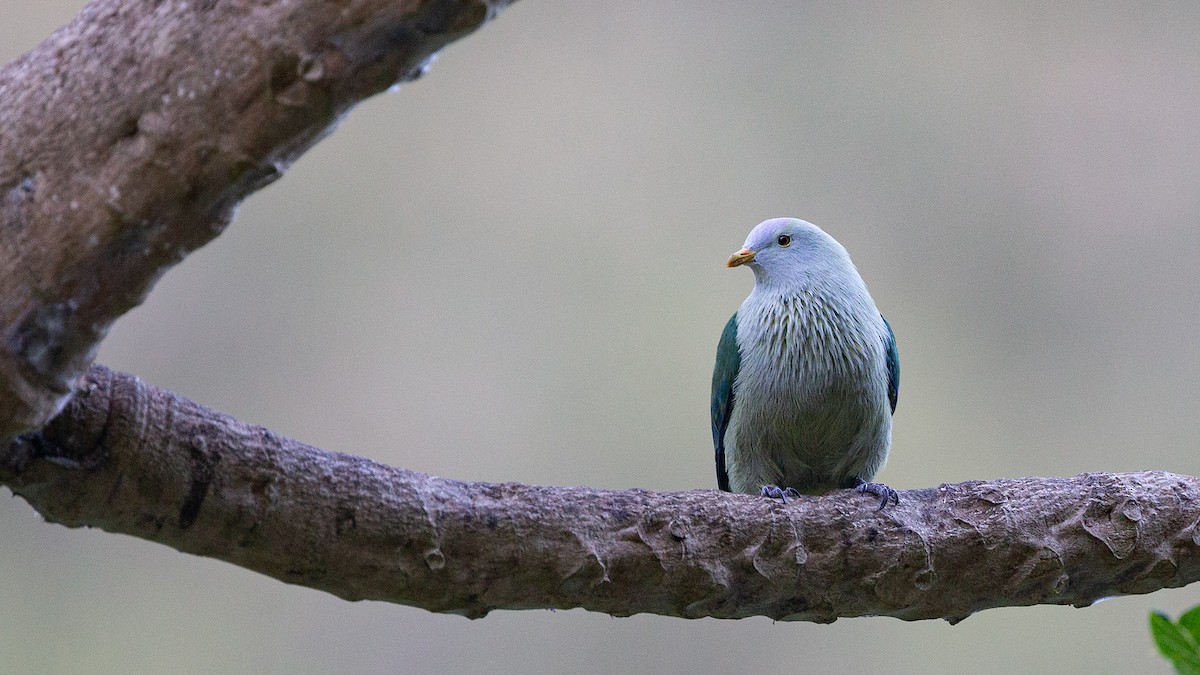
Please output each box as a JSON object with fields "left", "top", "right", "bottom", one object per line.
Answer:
{"left": 726, "top": 218, "right": 853, "bottom": 289}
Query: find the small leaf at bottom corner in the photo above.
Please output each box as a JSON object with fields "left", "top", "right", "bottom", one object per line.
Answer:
{"left": 1178, "top": 606, "right": 1200, "bottom": 645}
{"left": 1150, "top": 611, "right": 1200, "bottom": 675}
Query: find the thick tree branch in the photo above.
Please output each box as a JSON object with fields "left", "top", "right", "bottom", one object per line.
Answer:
{"left": 0, "top": 0, "right": 510, "bottom": 438}
{"left": 4, "top": 365, "right": 1198, "bottom": 622}
{"left": 4, "top": 3, "right": 1198, "bottom": 626}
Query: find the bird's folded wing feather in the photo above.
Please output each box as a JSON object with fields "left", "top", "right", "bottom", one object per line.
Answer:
{"left": 883, "top": 314, "right": 899, "bottom": 414}
{"left": 711, "top": 313, "right": 740, "bottom": 491}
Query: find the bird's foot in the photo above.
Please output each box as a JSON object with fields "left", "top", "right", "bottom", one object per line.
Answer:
{"left": 844, "top": 478, "right": 899, "bottom": 510}
{"left": 760, "top": 485, "right": 802, "bottom": 503}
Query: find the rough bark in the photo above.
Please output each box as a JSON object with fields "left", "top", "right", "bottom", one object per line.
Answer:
{"left": 4, "top": 2, "right": 1199, "bottom": 626}
{"left": 4, "top": 364, "right": 1198, "bottom": 623}
{"left": 0, "top": 0, "right": 509, "bottom": 439}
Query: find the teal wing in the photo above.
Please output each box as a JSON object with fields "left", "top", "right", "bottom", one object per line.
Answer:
{"left": 711, "top": 313, "right": 740, "bottom": 491}
{"left": 882, "top": 314, "right": 899, "bottom": 414}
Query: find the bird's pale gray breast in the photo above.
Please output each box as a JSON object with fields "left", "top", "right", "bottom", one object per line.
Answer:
{"left": 725, "top": 289, "right": 891, "bottom": 492}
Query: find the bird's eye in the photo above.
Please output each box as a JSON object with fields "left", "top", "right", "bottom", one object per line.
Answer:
{"left": 777, "top": 234, "right": 792, "bottom": 247}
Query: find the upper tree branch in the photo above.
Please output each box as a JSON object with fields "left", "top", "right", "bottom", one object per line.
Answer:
{"left": 4, "top": 364, "right": 1198, "bottom": 623}
{"left": 0, "top": 0, "right": 510, "bottom": 439}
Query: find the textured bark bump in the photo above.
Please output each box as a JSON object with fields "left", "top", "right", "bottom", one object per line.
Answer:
{"left": 4, "top": 365, "right": 1199, "bottom": 623}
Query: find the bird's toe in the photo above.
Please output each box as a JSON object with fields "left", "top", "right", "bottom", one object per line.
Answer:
{"left": 760, "top": 485, "right": 802, "bottom": 503}
{"left": 854, "top": 481, "right": 899, "bottom": 510}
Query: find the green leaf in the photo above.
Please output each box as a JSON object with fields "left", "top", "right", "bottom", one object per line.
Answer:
{"left": 1180, "top": 606, "right": 1200, "bottom": 645}
{"left": 1150, "top": 611, "right": 1200, "bottom": 675}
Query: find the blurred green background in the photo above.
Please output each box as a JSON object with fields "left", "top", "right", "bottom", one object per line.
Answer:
{"left": 3, "top": 2, "right": 1200, "bottom": 673}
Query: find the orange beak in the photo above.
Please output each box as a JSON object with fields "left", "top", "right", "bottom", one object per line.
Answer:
{"left": 726, "top": 248, "right": 756, "bottom": 268}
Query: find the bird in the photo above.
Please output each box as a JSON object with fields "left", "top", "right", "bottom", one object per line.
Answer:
{"left": 711, "top": 217, "right": 899, "bottom": 508}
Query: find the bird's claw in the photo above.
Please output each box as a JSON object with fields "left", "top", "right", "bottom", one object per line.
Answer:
{"left": 855, "top": 481, "right": 899, "bottom": 510}
{"left": 760, "top": 485, "right": 802, "bottom": 503}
